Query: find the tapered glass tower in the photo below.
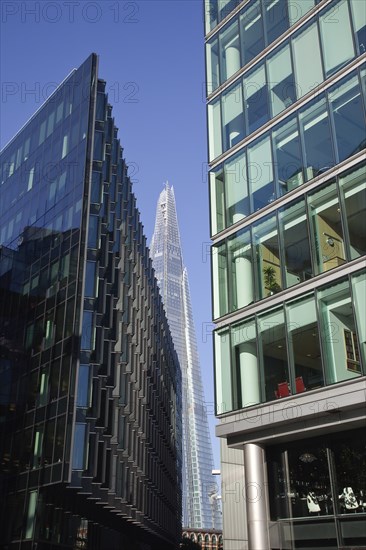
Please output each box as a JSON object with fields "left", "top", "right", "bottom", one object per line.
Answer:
{"left": 150, "top": 183, "right": 222, "bottom": 530}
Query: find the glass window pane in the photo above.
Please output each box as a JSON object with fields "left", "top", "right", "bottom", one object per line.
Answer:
{"left": 279, "top": 198, "right": 313, "bottom": 287}
{"left": 253, "top": 213, "right": 281, "bottom": 299}
{"left": 273, "top": 115, "right": 304, "bottom": 195}
{"left": 339, "top": 164, "right": 366, "bottom": 260}
{"left": 85, "top": 261, "right": 97, "bottom": 297}
{"left": 208, "top": 98, "right": 222, "bottom": 161}
{"left": 220, "top": 20, "right": 241, "bottom": 82}
{"left": 25, "top": 491, "right": 38, "bottom": 539}
{"left": 244, "top": 63, "right": 270, "bottom": 134}
{"left": 206, "top": 38, "right": 220, "bottom": 93}
{"left": 210, "top": 166, "right": 225, "bottom": 235}
{"left": 292, "top": 21, "right": 323, "bottom": 98}
{"left": 81, "top": 310, "right": 94, "bottom": 350}
{"left": 77, "top": 365, "right": 91, "bottom": 407}
{"left": 258, "top": 307, "right": 290, "bottom": 402}
{"left": 299, "top": 96, "right": 335, "bottom": 181}
{"left": 228, "top": 228, "right": 253, "bottom": 310}
{"left": 205, "top": 0, "right": 218, "bottom": 33}
{"left": 287, "top": 295, "right": 324, "bottom": 392}
{"left": 319, "top": 279, "right": 362, "bottom": 384}
{"left": 352, "top": 270, "right": 366, "bottom": 370}
{"left": 212, "top": 243, "right": 228, "bottom": 318}
{"left": 72, "top": 423, "right": 86, "bottom": 469}
{"left": 329, "top": 73, "right": 366, "bottom": 163}
{"left": 319, "top": 0, "right": 355, "bottom": 78}
{"left": 308, "top": 182, "right": 346, "bottom": 275}
{"left": 231, "top": 318, "right": 259, "bottom": 408}
{"left": 241, "top": 0, "right": 265, "bottom": 64}
{"left": 264, "top": 0, "right": 289, "bottom": 44}
{"left": 87, "top": 215, "right": 99, "bottom": 248}
{"left": 288, "top": 0, "right": 315, "bottom": 25}
{"left": 224, "top": 150, "right": 250, "bottom": 225}
{"left": 349, "top": 0, "right": 366, "bottom": 55}
{"left": 214, "top": 330, "right": 232, "bottom": 414}
{"left": 247, "top": 134, "right": 274, "bottom": 210}
{"left": 222, "top": 82, "right": 245, "bottom": 151}
{"left": 267, "top": 41, "right": 296, "bottom": 117}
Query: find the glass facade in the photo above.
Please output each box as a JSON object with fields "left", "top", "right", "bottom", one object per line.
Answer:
{"left": 0, "top": 54, "right": 182, "bottom": 549}
{"left": 205, "top": 0, "right": 366, "bottom": 547}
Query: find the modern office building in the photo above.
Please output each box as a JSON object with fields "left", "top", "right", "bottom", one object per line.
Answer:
{"left": 0, "top": 53, "right": 182, "bottom": 550}
{"left": 204, "top": 0, "right": 366, "bottom": 548}
{"left": 150, "top": 184, "right": 222, "bottom": 530}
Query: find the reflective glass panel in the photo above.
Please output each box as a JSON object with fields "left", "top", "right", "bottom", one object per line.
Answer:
{"left": 339, "top": 164, "right": 366, "bottom": 260}
{"left": 77, "top": 365, "right": 91, "bottom": 408}
{"left": 288, "top": 0, "right": 315, "bottom": 25}
{"left": 319, "top": 279, "right": 362, "bottom": 384}
{"left": 287, "top": 295, "right": 324, "bottom": 392}
{"left": 267, "top": 41, "right": 296, "bottom": 117}
{"left": 349, "top": 0, "right": 366, "bottom": 55}
{"left": 319, "top": 0, "right": 355, "bottom": 78}
{"left": 299, "top": 96, "right": 335, "bottom": 181}
{"left": 206, "top": 38, "right": 220, "bottom": 93}
{"left": 205, "top": 0, "right": 218, "bottom": 33}
{"left": 220, "top": 19, "right": 241, "bottom": 83}
{"left": 228, "top": 228, "right": 253, "bottom": 311}
{"left": 308, "top": 182, "right": 345, "bottom": 275}
{"left": 352, "top": 270, "right": 366, "bottom": 369}
{"left": 212, "top": 243, "right": 228, "bottom": 318}
{"left": 258, "top": 307, "right": 290, "bottom": 402}
{"left": 222, "top": 82, "right": 245, "bottom": 151}
{"left": 279, "top": 198, "right": 312, "bottom": 287}
{"left": 273, "top": 115, "right": 304, "bottom": 195}
{"left": 72, "top": 423, "right": 86, "bottom": 470}
{"left": 231, "top": 318, "right": 259, "bottom": 408}
{"left": 253, "top": 213, "right": 281, "bottom": 299}
{"left": 244, "top": 62, "right": 270, "bottom": 134}
{"left": 248, "top": 134, "right": 274, "bottom": 211}
{"left": 241, "top": 0, "right": 265, "bottom": 64}
{"left": 210, "top": 166, "right": 225, "bottom": 235}
{"left": 208, "top": 98, "right": 222, "bottom": 161}
{"left": 215, "top": 329, "right": 232, "bottom": 414}
{"left": 292, "top": 21, "right": 323, "bottom": 98}
{"left": 329, "top": 73, "right": 366, "bottom": 163}
{"left": 264, "top": 0, "right": 289, "bottom": 45}
{"left": 224, "top": 150, "right": 250, "bottom": 225}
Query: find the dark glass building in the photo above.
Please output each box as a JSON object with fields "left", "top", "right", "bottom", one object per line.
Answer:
{"left": 0, "top": 54, "right": 182, "bottom": 550}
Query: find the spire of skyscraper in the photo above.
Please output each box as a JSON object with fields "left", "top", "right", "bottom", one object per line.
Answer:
{"left": 150, "top": 183, "right": 221, "bottom": 530}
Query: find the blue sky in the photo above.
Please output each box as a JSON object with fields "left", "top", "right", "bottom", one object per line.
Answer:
{"left": 0, "top": 1, "right": 220, "bottom": 467}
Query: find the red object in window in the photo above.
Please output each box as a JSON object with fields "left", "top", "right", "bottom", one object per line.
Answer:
{"left": 295, "top": 376, "right": 306, "bottom": 393}
{"left": 276, "top": 382, "right": 290, "bottom": 398}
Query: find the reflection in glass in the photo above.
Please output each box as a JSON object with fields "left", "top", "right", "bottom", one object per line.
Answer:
{"left": 292, "top": 21, "right": 323, "bottom": 99}
{"left": 279, "top": 198, "right": 312, "bottom": 287}
{"left": 319, "top": 0, "right": 355, "bottom": 78}
{"left": 300, "top": 96, "right": 335, "bottom": 181}
{"left": 329, "top": 74, "right": 366, "bottom": 163}
{"left": 212, "top": 243, "right": 228, "bottom": 318}
{"left": 352, "top": 270, "right": 366, "bottom": 369}
{"left": 258, "top": 308, "right": 290, "bottom": 402}
{"left": 273, "top": 115, "right": 303, "bottom": 195}
{"left": 208, "top": 98, "right": 222, "bottom": 161}
{"left": 287, "top": 295, "right": 324, "bottom": 392}
{"left": 349, "top": 0, "right": 366, "bottom": 55}
{"left": 224, "top": 150, "right": 249, "bottom": 225}
{"left": 319, "top": 279, "right": 362, "bottom": 384}
{"left": 253, "top": 214, "right": 281, "bottom": 299}
{"left": 228, "top": 228, "right": 253, "bottom": 310}
{"left": 214, "top": 329, "right": 231, "bottom": 414}
{"left": 339, "top": 164, "right": 366, "bottom": 259}
{"left": 222, "top": 83, "right": 245, "bottom": 151}
{"left": 264, "top": 0, "right": 289, "bottom": 44}
{"left": 206, "top": 38, "right": 219, "bottom": 93}
{"left": 267, "top": 42, "right": 296, "bottom": 117}
{"left": 241, "top": 0, "right": 265, "bottom": 64}
{"left": 72, "top": 423, "right": 86, "bottom": 470}
{"left": 210, "top": 166, "right": 224, "bottom": 235}
{"left": 244, "top": 63, "right": 269, "bottom": 134}
{"left": 308, "top": 182, "right": 345, "bottom": 274}
{"left": 77, "top": 365, "right": 91, "bottom": 407}
{"left": 248, "top": 135, "right": 274, "bottom": 210}
{"left": 231, "top": 318, "right": 259, "bottom": 409}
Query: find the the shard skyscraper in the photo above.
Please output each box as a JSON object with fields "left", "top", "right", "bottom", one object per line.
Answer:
{"left": 150, "top": 183, "right": 221, "bottom": 530}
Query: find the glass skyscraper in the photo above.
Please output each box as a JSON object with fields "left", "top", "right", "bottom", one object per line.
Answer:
{"left": 0, "top": 54, "right": 182, "bottom": 550}
{"left": 205, "top": 1, "right": 366, "bottom": 549}
{"left": 150, "top": 183, "right": 222, "bottom": 530}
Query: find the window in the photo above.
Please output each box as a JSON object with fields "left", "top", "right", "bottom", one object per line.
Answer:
{"left": 241, "top": 0, "right": 265, "bottom": 64}
{"left": 244, "top": 62, "right": 269, "bottom": 134}
{"left": 205, "top": 0, "right": 218, "bottom": 33}
{"left": 299, "top": 95, "right": 335, "bottom": 181}
{"left": 279, "top": 198, "right": 312, "bottom": 287}
{"left": 210, "top": 166, "right": 224, "bottom": 235}
{"left": 25, "top": 491, "right": 38, "bottom": 539}
{"left": 222, "top": 82, "right": 245, "bottom": 151}
{"left": 352, "top": 270, "right": 366, "bottom": 369}
{"left": 349, "top": 0, "right": 366, "bottom": 55}
{"left": 308, "top": 182, "right": 345, "bottom": 275}
{"left": 319, "top": 279, "right": 362, "bottom": 384}
{"left": 72, "top": 423, "right": 87, "bottom": 470}
{"left": 273, "top": 115, "right": 303, "bottom": 195}
{"left": 319, "top": 0, "right": 355, "bottom": 78}
{"left": 77, "top": 365, "right": 91, "bottom": 407}
{"left": 208, "top": 98, "right": 222, "bottom": 161}
{"left": 264, "top": 0, "right": 289, "bottom": 44}
{"left": 85, "top": 261, "right": 97, "bottom": 297}
{"left": 328, "top": 73, "right": 366, "bottom": 163}
{"left": 220, "top": 20, "right": 241, "bottom": 83}
{"left": 292, "top": 21, "right": 323, "bottom": 98}
{"left": 339, "top": 164, "right": 366, "bottom": 260}
{"left": 215, "top": 329, "right": 231, "bottom": 414}
{"left": 206, "top": 38, "right": 220, "bottom": 93}
{"left": 247, "top": 135, "right": 274, "bottom": 211}
{"left": 231, "top": 318, "right": 259, "bottom": 409}
{"left": 81, "top": 310, "right": 94, "bottom": 350}
{"left": 267, "top": 41, "right": 296, "bottom": 117}
{"left": 253, "top": 213, "right": 281, "bottom": 299}
{"left": 224, "top": 149, "right": 249, "bottom": 225}
{"left": 228, "top": 228, "right": 253, "bottom": 310}
{"left": 288, "top": 0, "right": 315, "bottom": 25}
{"left": 212, "top": 242, "right": 228, "bottom": 318}
{"left": 287, "top": 295, "right": 324, "bottom": 392}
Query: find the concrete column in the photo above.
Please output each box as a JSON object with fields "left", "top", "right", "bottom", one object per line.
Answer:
{"left": 244, "top": 443, "right": 270, "bottom": 550}
{"left": 238, "top": 342, "right": 260, "bottom": 407}
{"left": 234, "top": 255, "right": 253, "bottom": 308}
